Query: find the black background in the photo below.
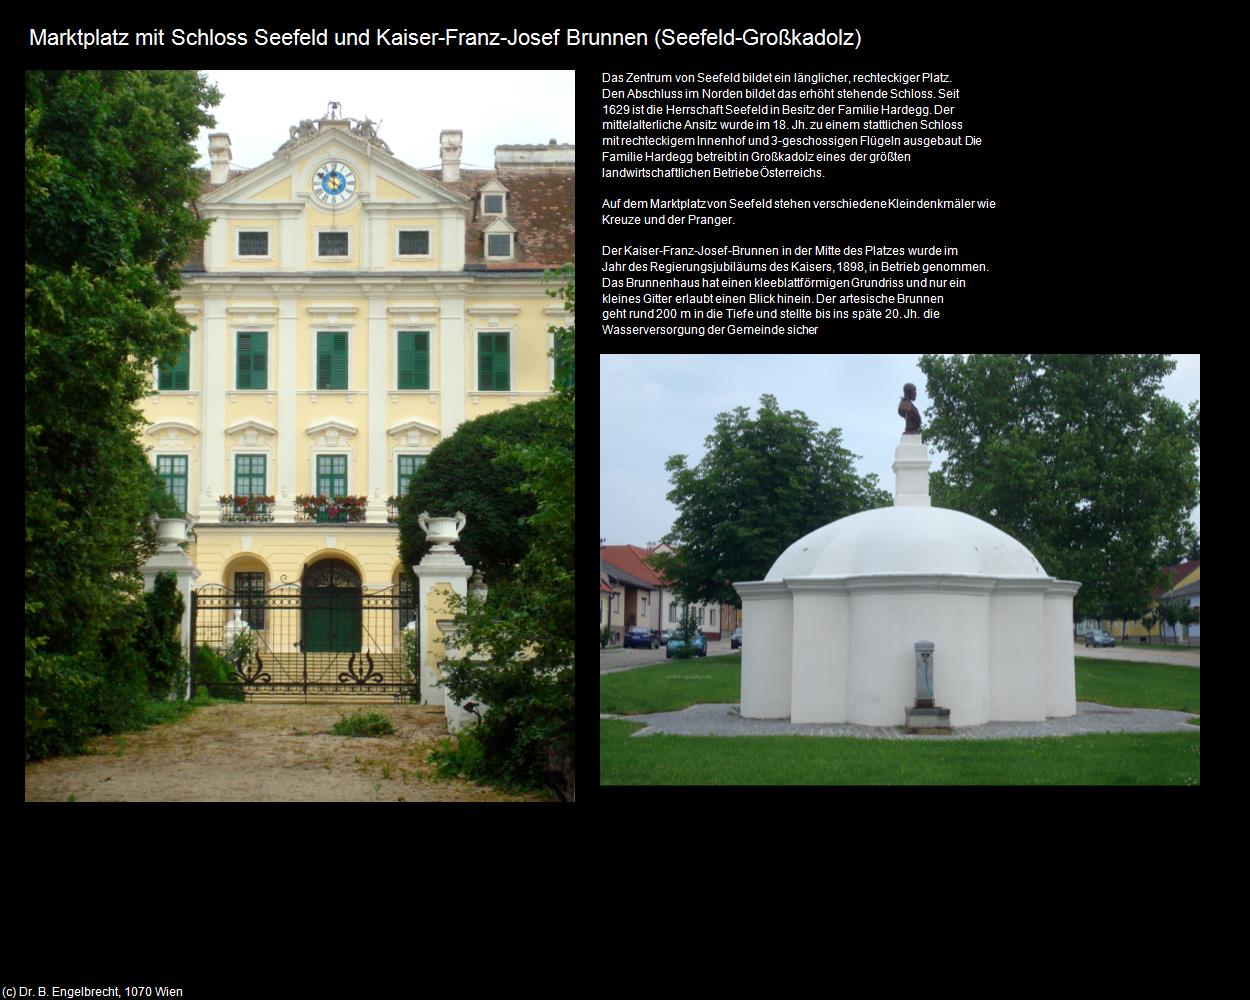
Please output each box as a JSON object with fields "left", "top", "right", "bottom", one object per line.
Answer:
{"left": 22, "top": 13, "right": 1200, "bottom": 924}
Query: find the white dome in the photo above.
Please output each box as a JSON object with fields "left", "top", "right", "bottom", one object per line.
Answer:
{"left": 765, "top": 505, "right": 1048, "bottom": 581}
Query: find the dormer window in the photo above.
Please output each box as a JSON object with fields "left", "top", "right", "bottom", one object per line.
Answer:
{"left": 479, "top": 179, "right": 508, "bottom": 218}
{"left": 483, "top": 217, "right": 516, "bottom": 261}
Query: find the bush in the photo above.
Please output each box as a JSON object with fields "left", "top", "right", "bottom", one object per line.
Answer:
{"left": 192, "top": 645, "right": 244, "bottom": 700}
{"left": 25, "top": 651, "right": 103, "bottom": 760}
{"left": 439, "top": 660, "right": 573, "bottom": 791}
{"left": 134, "top": 573, "right": 186, "bottom": 698}
{"left": 430, "top": 727, "right": 486, "bottom": 780}
{"left": 331, "top": 710, "right": 395, "bottom": 737}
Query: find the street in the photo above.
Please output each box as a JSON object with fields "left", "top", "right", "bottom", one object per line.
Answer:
{"left": 600, "top": 637, "right": 737, "bottom": 674}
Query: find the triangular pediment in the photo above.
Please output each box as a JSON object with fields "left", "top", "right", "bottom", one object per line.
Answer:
{"left": 200, "top": 124, "right": 469, "bottom": 209}
{"left": 306, "top": 419, "right": 358, "bottom": 438}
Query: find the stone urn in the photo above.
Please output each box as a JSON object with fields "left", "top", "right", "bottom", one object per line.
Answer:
{"left": 155, "top": 516, "right": 188, "bottom": 547}
{"left": 419, "top": 510, "right": 467, "bottom": 551}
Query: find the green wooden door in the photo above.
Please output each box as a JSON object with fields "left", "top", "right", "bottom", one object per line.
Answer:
{"left": 301, "top": 560, "right": 362, "bottom": 653}
{"left": 303, "top": 591, "right": 361, "bottom": 652}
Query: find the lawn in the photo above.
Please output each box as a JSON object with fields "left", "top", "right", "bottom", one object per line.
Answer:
{"left": 600, "top": 656, "right": 1199, "bottom": 786}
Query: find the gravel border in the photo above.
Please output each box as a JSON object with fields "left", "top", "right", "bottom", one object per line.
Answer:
{"left": 601, "top": 702, "right": 1199, "bottom": 740}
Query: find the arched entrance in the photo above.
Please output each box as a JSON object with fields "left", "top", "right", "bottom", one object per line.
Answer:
{"left": 302, "top": 558, "right": 362, "bottom": 652}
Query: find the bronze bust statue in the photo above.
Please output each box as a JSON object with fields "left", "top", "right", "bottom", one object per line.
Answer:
{"left": 899, "top": 383, "right": 922, "bottom": 434}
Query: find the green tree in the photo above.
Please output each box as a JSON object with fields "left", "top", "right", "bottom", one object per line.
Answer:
{"left": 654, "top": 394, "right": 891, "bottom": 608}
{"left": 397, "top": 396, "right": 572, "bottom": 584}
{"left": 416, "top": 270, "right": 575, "bottom": 795}
{"left": 546, "top": 264, "right": 574, "bottom": 397}
{"left": 918, "top": 354, "right": 1200, "bottom": 621}
{"left": 25, "top": 71, "right": 219, "bottom": 757}
{"left": 670, "top": 604, "right": 699, "bottom": 660}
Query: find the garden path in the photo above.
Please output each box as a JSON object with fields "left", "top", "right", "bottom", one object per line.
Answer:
{"left": 24, "top": 703, "right": 548, "bottom": 802}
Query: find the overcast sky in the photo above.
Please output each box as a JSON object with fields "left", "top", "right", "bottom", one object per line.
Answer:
{"left": 194, "top": 70, "right": 575, "bottom": 173}
{"left": 599, "top": 354, "right": 1201, "bottom": 546}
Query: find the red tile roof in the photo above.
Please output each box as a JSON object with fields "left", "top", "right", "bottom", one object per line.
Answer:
{"left": 1153, "top": 560, "right": 1199, "bottom": 599}
{"left": 600, "top": 545, "right": 668, "bottom": 588}
{"left": 420, "top": 167, "right": 575, "bottom": 269}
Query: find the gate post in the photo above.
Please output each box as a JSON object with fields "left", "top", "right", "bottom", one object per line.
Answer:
{"left": 141, "top": 514, "right": 201, "bottom": 700}
{"left": 413, "top": 512, "right": 472, "bottom": 709}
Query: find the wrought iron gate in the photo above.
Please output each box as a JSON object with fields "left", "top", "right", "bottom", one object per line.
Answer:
{"left": 190, "top": 582, "right": 419, "bottom": 703}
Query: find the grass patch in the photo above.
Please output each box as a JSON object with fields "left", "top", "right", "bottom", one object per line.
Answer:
{"left": 601, "top": 655, "right": 741, "bottom": 715}
{"left": 600, "top": 656, "right": 1200, "bottom": 786}
{"left": 601, "top": 721, "right": 1200, "bottom": 785}
{"left": 1074, "top": 657, "right": 1200, "bottom": 714}
{"left": 331, "top": 710, "right": 395, "bottom": 738}
{"left": 136, "top": 697, "right": 200, "bottom": 728}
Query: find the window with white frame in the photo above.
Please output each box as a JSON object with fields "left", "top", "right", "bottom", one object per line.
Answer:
{"left": 396, "top": 229, "right": 431, "bottom": 257}
{"left": 486, "top": 233, "right": 512, "bottom": 259}
{"left": 155, "top": 455, "right": 188, "bottom": 512}
{"left": 315, "top": 229, "right": 351, "bottom": 259}
{"left": 236, "top": 230, "right": 271, "bottom": 258}
{"left": 396, "top": 454, "right": 426, "bottom": 497}
{"left": 480, "top": 183, "right": 507, "bottom": 217}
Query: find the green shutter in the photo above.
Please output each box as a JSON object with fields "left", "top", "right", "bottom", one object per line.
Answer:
{"left": 236, "top": 332, "right": 267, "bottom": 390}
{"left": 318, "top": 332, "right": 347, "bottom": 390}
{"left": 478, "top": 333, "right": 509, "bottom": 391}
{"left": 159, "top": 335, "right": 190, "bottom": 391}
{"left": 398, "top": 332, "right": 429, "bottom": 390}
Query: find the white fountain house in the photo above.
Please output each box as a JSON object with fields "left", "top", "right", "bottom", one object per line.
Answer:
{"left": 734, "top": 434, "right": 1080, "bottom": 727}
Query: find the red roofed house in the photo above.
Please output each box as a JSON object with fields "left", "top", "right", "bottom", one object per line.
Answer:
{"left": 600, "top": 544, "right": 664, "bottom": 643}
{"left": 1089, "top": 559, "right": 1201, "bottom": 644}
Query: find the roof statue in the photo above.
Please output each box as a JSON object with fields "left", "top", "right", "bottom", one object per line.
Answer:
{"left": 899, "top": 382, "right": 923, "bottom": 434}
{"left": 275, "top": 110, "right": 393, "bottom": 156}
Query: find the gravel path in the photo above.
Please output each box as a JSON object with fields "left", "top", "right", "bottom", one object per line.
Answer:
{"left": 602, "top": 702, "right": 1200, "bottom": 740}
{"left": 25, "top": 703, "right": 549, "bottom": 802}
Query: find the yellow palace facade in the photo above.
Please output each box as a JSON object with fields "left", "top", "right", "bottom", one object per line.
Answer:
{"left": 141, "top": 112, "right": 574, "bottom": 615}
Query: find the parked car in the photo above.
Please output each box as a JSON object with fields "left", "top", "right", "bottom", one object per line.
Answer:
{"left": 1084, "top": 629, "right": 1116, "bottom": 647}
{"left": 731, "top": 627, "right": 743, "bottom": 649}
{"left": 623, "top": 626, "right": 660, "bottom": 650}
{"left": 666, "top": 632, "right": 708, "bottom": 658}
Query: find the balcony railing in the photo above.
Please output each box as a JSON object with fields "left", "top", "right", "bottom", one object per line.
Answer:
{"left": 294, "top": 495, "right": 368, "bottom": 523}
{"left": 218, "top": 496, "right": 275, "bottom": 524}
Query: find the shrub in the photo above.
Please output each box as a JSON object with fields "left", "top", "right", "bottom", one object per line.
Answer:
{"left": 192, "top": 645, "right": 244, "bottom": 700}
{"left": 439, "top": 659, "right": 573, "bottom": 791}
{"left": 25, "top": 651, "right": 103, "bottom": 760}
{"left": 430, "top": 727, "right": 485, "bottom": 780}
{"left": 134, "top": 573, "right": 186, "bottom": 698}
{"left": 331, "top": 710, "right": 395, "bottom": 737}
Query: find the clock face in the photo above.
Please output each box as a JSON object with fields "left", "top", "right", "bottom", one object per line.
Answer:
{"left": 312, "top": 161, "right": 357, "bottom": 208}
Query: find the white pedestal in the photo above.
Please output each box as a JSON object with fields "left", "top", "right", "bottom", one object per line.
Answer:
{"left": 893, "top": 434, "right": 932, "bottom": 507}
